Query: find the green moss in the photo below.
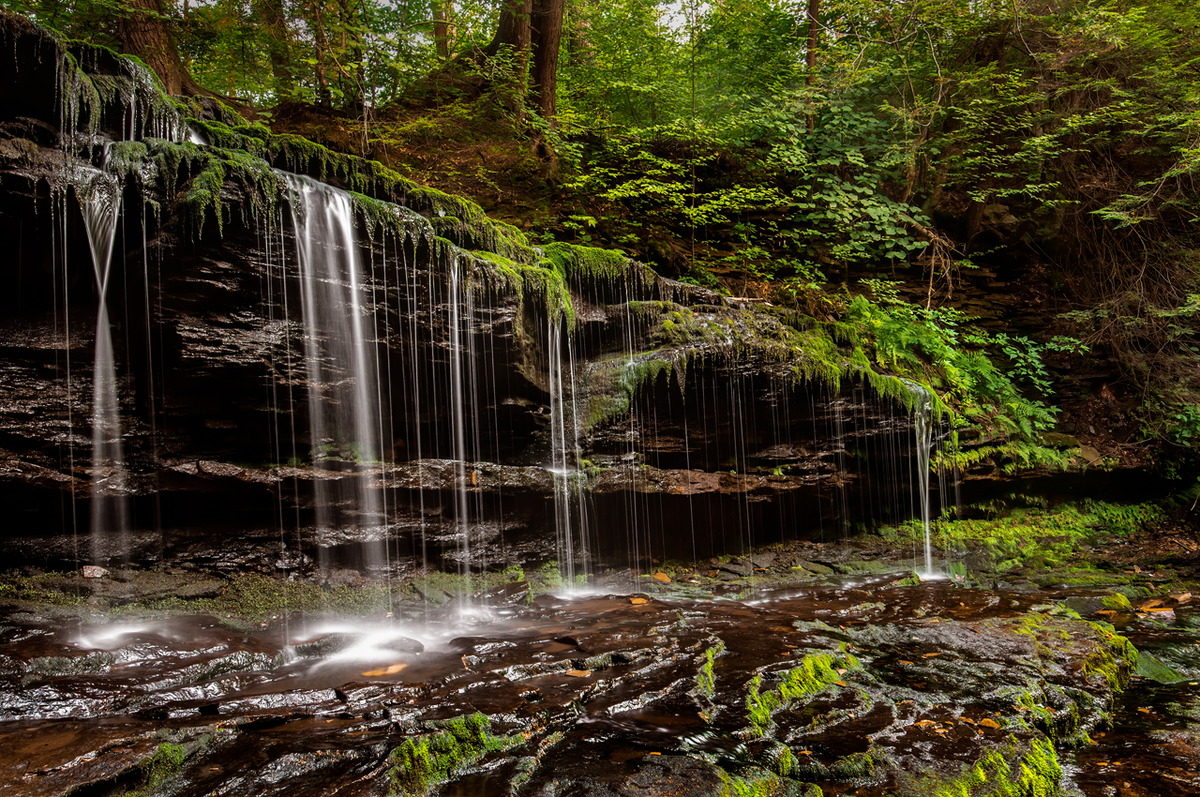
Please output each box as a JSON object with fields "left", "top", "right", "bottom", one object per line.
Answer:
{"left": 1081, "top": 623, "right": 1138, "bottom": 695}
{"left": 122, "top": 742, "right": 191, "bottom": 797}
{"left": 695, "top": 640, "right": 726, "bottom": 700}
{"left": 744, "top": 651, "right": 859, "bottom": 736}
{"left": 1101, "top": 593, "right": 1134, "bottom": 613}
{"left": 387, "top": 713, "right": 520, "bottom": 796}
{"left": 717, "top": 766, "right": 784, "bottom": 797}
{"left": 930, "top": 736, "right": 1062, "bottom": 797}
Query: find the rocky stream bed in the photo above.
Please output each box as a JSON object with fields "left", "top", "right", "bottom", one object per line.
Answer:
{"left": 3, "top": 533, "right": 1200, "bottom": 797}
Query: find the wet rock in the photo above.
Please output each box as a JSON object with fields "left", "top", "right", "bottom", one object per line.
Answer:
{"left": 294, "top": 633, "right": 362, "bottom": 658}
{"left": 797, "top": 560, "right": 835, "bottom": 575}
{"left": 747, "top": 553, "right": 776, "bottom": 569}
{"left": 81, "top": 566, "right": 107, "bottom": 579}
{"left": 716, "top": 561, "right": 753, "bottom": 577}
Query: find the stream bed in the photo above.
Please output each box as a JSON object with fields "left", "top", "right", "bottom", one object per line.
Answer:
{"left": 2, "top": 572, "right": 1198, "bottom": 796}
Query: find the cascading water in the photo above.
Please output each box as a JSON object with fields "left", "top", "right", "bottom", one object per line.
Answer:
{"left": 285, "top": 173, "right": 386, "bottom": 571}
{"left": 81, "top": 169, "right": 129, "bottom": 564}
{"left": 446, "top": 253, "right": 473, "bottom": 592}
{"left": 906, "top": 381, "right": 936, "bottom": 576}
{"left": 547, "top": 319, "right": 590, "bottom": 587}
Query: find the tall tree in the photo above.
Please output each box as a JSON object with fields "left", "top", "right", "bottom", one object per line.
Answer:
{"left": 530, "top": 0, "right": 563, "bottom": 119}
{"left": 484, "top": 0, "right": 564, "bottom": 119}
{"left": 117, "top": 0, "right": 205, "bottom": 95}
{"left": 433, "top": 0, "right": 454, "bottom": 60}
{"left": 255, "top": 0, "right": 296, "bottom": 99}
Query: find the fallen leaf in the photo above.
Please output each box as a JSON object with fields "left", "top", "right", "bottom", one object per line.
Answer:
{"left": 630, "top": 597, "right": 648, "bottom": 605}
{"left": 1139, "top": 599, "right": 1163, "bottom": 610}
{"left": 979, "top": 718, "right": 1001, "bottom": 729}
{"left": 565, "top": 669, "right": 591, "bottom": 678}
{"left": 836, "top": 668, "right": 847, "bottom": 675}
{"left": 798, "top": 750, "right": 812, "bottom": 755}
{"left": 959, "top": 717, "right": 976, "bottom": 725}
{"left": 1146, "top": 607, "right": 1176, "bottom": 613}
{"left": 648, "top": 752, "right": 661, "bottom": 755}
{"left": 1095, "top": 609, "right": 1118, "bottom": 618}
{"left": 934, "top": 728, "right": 948, "bottom": 734}
{"left": 1135, "top": 565, "right": 1142, "bottom": 573}
{"left": 832, "top": 680, "right": 847, "bottom": 687}
{"left": 361, "top": 662, "right": 408, "bottom": 677}
{"left": 1171, "top": 592, "right": 1192, "bottom": 604}
{"left": 651, "top": 572, "right": 671, "bottom": 583}
{"left": 922, "top": 652, "right": 941, "bottom": 658}
{"left": 914, "top": 720, "right": 938, "bottom": 728}
{"left": 1137, "top": 707, "right": 1151, "bottom": 713}
{"left": 707, "top": 570, "right": 720, "bottom": 578}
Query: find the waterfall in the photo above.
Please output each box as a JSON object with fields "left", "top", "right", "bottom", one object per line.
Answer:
{"left": 447, "top": 252, "right": 473, "bottom": 592}
{"left": 905, "top": 381, "right": 936, "bottom": 576}
{"left": 81, "top": 170, "right": 129, "bottom": 564}
{"left": 547, "top": 319, "right": 590, "bottom": 587}
{"left": 285, "top": 173, "right": 386, "bottom": 571}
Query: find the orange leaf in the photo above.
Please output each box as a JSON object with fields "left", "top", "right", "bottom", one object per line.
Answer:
{"left": 565, "top": 669, "right": 591, "bottom": 678}
{"left": 362, "top": 662, "right": 407, "bottom": 677}
{"left": 652, "top": 572, "right": 671, "bottom": 583}
{"left": 832, "top": 680, "right": 846, "bottom": 687}
{"left": 630, "top": 597, "right": 648, "bottom": 605}
{"left": 922, "top": 652, "right": 941, "bottom": 658}
{"left": 979, "top": 718, "right": 1001, "bottom": 729}
{"left": 899, "top": 660, "right": 915, "bottom": 665}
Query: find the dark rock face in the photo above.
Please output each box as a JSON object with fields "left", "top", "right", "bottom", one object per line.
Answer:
{"left": 0, "top": 13, "right": 931, "bottom": 575}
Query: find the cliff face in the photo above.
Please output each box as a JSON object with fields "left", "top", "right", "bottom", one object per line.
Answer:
{"left": 0, "top": 13, "right": 932, "bottom": 576}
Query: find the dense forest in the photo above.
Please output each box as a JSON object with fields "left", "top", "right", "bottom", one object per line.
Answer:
{"left": 4, "top": 0, "right": 1200, "bottom": 472}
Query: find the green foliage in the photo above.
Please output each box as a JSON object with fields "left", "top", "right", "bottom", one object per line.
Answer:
{"left": 744, "top": 650, "right": 859, "bottom": 736}
{"left": 387, "top": 713, "right": 520, "bottom": 797}
{"left": 930, "top": 736, "right": 1062, "bottom": 797}
{"left": 695, "top": 640, "right": 725, "bottom": 700}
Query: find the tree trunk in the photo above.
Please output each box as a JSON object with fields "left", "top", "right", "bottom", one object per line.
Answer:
{"left": 255, "top": 0, "right": 296, "bottom": 99}
{"left": 117, "top": 0, "right": 204, "bottom": 96}
{"left": 530, "top": 0, "right": 563, "bottom": 120}
{"left": 433, "top": 0, "right": 455, "bottom": 61}
{"left": 484, "top": 0, "right": 532, "bottom": 114}
{"left": 335, "top": 0, "right": 365, "bottom": 114}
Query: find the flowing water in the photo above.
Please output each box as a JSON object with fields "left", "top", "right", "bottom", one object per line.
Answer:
{"left": 285, "top": 173, "right": 386, "bottom": 572}
{"left": 80, "top": 168, "right": 128, "bottom": 564}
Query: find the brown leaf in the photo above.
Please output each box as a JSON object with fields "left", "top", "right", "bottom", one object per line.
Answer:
{"left": 899, "top": 660, "right": 915, "bottom": 665}
{"left": 361, "top": 662, "right": 408, "bottom": 677}
{"left": 652, "top": 572, "right": 671, "bottom": 583}
{"left": 922, "top": 652, "right": 941, "bottom": 658}
{"left": 1139, "top": 599, "right": 1163, "bottom": 610}
{"left": 832, "top": 680, "right": 847, "bottom": 687}
{"left": 914, "top": 720, "right": 938, "bottom": 728}
{"left": 1137, "top": 707, "right": 1151, "bottom": 713}
{"left": 959, "top": 717, "right": 976, "bottom": 725}
{"left": 1171, "top": 592, "right": 1192, "bottom": 604}
{"left": 565, "top": 669, "right": 591, "bottom": 678}
{"left": 979, "top": 718, "right": 1001, "bottom": 729}
{"left": 629, "top": 597, "right": 648, "bottom": 605}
